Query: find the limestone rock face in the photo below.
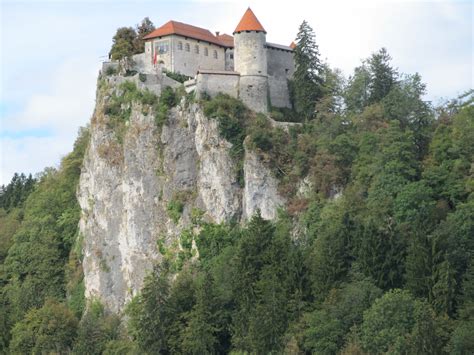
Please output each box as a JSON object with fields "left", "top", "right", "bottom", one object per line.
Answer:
{"left": 78, "top": 76, "right": 285, "bottom": 312}
{"left": 243, "top": 150, "right": 285, "bottom": 220}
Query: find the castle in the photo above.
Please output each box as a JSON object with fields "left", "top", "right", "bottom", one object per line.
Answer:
{"left": 131, "top": 8, "right": 295, "bottom": 113}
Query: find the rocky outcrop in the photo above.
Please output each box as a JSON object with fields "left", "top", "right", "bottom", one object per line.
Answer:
{"left": 78, "top": 74, "right": 285, "bottom": 312}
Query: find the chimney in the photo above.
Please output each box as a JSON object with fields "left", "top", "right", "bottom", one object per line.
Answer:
{"left": 215, "top": 31, "right": 220, "bottom": 36}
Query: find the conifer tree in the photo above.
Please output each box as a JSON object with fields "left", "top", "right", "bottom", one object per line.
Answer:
{"left": 367, "top": 47, "right": 397, "bottom": 104}
{"left": 293, "top": 20, "right": 324, "bottom": 120}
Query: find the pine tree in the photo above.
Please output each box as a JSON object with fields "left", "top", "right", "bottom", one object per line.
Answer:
{"left": 367, "top": 47, "right": 397, "bottom": 104}
{"left": 293, "top": 20, "right": 324, "bottom": 120}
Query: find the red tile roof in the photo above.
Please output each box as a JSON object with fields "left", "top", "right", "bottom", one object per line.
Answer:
{"left": 217, "top": 33, "right": 234, "bottom": 48}
{"left": 234, "top": 8, "right": 266, "bottom": 34}
{"left": 143, "top": 20, "right": 225, "bottom": 47}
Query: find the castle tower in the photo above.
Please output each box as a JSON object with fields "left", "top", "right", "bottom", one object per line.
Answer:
{"left": 234, "top": 8, "right": 268, "bottom": 113}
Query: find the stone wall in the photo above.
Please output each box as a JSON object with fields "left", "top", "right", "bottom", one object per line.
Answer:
{"left": 266, "top": 46, "right": 294, "bottom": 108}
{"left": 268, "top": 75, "right": 291, "bottom": 108}
{"left": 131, "top": 53, "right": 154, "bottom": 74}
{"left": 239, "top": 75, "right": 268, "bottom": 113}
{"left": 225, "top": 48, "right": 235, "bottom": 71}
{"left": 195, "top": 71, "right": 239, "bottom": 99}
{"left": 266, "top": 46, "right": 294, "bottom": 78}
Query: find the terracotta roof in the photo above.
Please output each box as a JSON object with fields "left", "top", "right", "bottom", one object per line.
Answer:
{"left": 234, "top": 7, "right": 266, "bottom": 34}
{"left": 143, "top": 20, "right": 224, "bottom": 46}
{"left": 290, "top": 41, "right": 296, "bottom": 49}
{"left": 217, "top": 33, "right": 234, "bottom": 48}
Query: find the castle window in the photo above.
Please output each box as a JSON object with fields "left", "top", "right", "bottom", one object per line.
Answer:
{"left": 154, "top": 40, "right": 169, "bottom": 54}
{"left": 185, "top": 43, "right": 190, "bottom": 52}
{"left": 213, "top": 50, "right": 218, "bottom": 59}
{"left": 230, "top": 54, "right": 234, "bottom": 59}
{"left": 178, "top": 42, "right": 183, "bottom": 50}
{"left": 204, "top": 47, "right": 208, "bottom": 56}
{"left": 195, "top": 45, "right": 199, "bottom": 54}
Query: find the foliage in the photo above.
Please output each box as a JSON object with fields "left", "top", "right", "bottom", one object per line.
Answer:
{"left": 109, "top": 27, "right": 137, "bottom": 61}
{"left": 134, "top": 17, "right": 155, "bottom": 53}
{"left": 358, "top": 289, "right": 449, "bottom": 354}
{"left": 163, "top": 69, "right": 192, "bottom": 83}
{"left": 167, "top": 199, "right": 184, "bottom": 224}
{"left": 302, "top": 277, "right": 382, "bottom": 354}
{"left": 109, "top": 17, "right": 155, "bottom": 60}
{"left": 0, "top": 173, "right": 36, "bottom": 211}
{"left": 9, "top": 300, "right": 78, "bottom": 354}
{"left": 73, "top": 300, "right": 124, "bottom": 354}
{"left": 0, "top": 128, "right": 88, "bottom": 350}
{"left": 293, "top": 20, "right": 324, "bottom": 119}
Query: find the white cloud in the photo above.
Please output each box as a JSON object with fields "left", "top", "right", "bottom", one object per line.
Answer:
{"left": 0, "top": 57, "right": 99, "bottom": 184}
{"left": 3, "top": 57, "right": 99, "bottom": 133}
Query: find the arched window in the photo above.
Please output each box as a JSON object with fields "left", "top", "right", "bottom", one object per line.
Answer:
{"left": 195, "top": 45, "right": 199, "bottom": 54}
{"left": 185, "top": 43, "right": 190, "bottom": 52}
{"left": 178, "top": 42, "right": 183, "bottom": 50}
{"left": 204, "top": 47, "right": 209, "bottom": 56}
{"left": 213, "top": 50, "right": 218, "bottom": 59}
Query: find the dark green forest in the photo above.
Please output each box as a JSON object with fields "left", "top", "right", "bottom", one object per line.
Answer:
{"left": 0, "top": 20, "right": 473, "bottom": 354}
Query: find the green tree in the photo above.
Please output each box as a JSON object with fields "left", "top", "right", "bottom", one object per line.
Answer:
{"left": 9, "top": 300, "right": 78, "bottom": 354}
{"left": 293, "top": 20, "right": 324, "bottom": 120}
{"left": 73, "top": 300, "right": 122, "bottom": 355}
{"left": 181, "top": 273, "right": 219, "bottom": 354}
{"left": 382, "top": 73, "right": 434, "bottom": 158}
{"left": 126, "top": 265, "right": 172, "bottom": 354}
{"left": 367, "top": 47, "right": 397, "bottom": 104}
{"left": 306, "top": 199, "right": 353, "bottom": 298}
{"left": 359, "top": 289, "right": 446, "bottom": 354}
{"left": 109, "top": 27, "right": 137, "bottom": 60}
{"left": 344, "top": 63, "right": 371, "bottom": 114}
{"left": 134, "top": 17, "right": 155, "bottom": 53}
{"left": 303, "top": 278, "right": 382, "bottom": 354}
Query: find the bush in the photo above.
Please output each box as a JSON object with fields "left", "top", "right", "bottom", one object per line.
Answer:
{"left": 163, "top": 69, "right": 192, "bottom": 83}
{"left": 167, "top": 198, "right": 184, "bottom": 224}
{"left": 105, "top": 66, "right": 117, "bottom": 76}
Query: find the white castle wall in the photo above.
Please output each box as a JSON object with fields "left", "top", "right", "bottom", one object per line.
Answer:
{"left": 195, "top": 71, "right": 240, "bottom": 99}
{"left": 147, "top": 35, "right": 226, "bottom": 77}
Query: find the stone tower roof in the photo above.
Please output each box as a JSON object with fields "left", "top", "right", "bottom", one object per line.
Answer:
{"left": 234, "top": 7, "right": 266, "bottom": 34}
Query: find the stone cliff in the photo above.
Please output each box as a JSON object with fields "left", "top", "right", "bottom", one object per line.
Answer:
{"left": 77, "top": 72, "right": 285, "bottom": 312}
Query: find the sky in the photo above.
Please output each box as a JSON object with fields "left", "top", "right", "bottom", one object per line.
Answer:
{"left": 0, "top": 0, "right": 472, "bottom": 185}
